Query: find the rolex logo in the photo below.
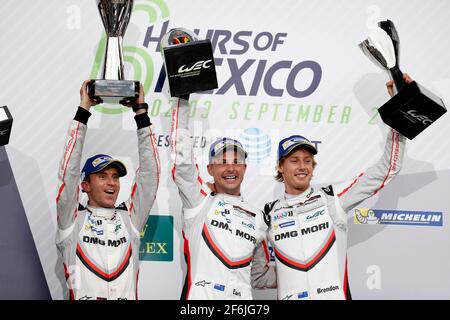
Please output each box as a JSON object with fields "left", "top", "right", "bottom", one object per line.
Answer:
{"left": 139, "top": 215, "right": 173, "bottom": 262}
{"left": 139, "top": 223, "right": 149, "bottom": 238}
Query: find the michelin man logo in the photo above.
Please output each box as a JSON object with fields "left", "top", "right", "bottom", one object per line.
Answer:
{"left": 239, "top": 128, "right": 271, "bottom": 163}
{"left": 354, "top": 209, "right": 380, "bottom": 225}
{"left": 89, "top": 0, "right": 169, "bottom": 114}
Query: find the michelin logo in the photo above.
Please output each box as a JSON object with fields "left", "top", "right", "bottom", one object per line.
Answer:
{"left": 355, "top": 209, "right": 380, "bottom": 224}
{"left": 354, "top": 208, "right": 443, "bottom": 227}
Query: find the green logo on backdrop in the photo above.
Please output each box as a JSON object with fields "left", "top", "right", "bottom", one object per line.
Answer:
{"left": 139, "top": 215, "right": 173, "bottom": 261}
{"left": 89, "top": 0, "right": 170, "bottom": 114}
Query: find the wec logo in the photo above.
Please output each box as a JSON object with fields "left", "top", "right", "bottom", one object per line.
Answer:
{"left": 307, "top": 209, "right": 325, "bottom": 221}
{"left": 178, "top": 60, "right": 212, "bottom": 73}
{"left": 407, "top": 110, "right": 433, "bottom": 125}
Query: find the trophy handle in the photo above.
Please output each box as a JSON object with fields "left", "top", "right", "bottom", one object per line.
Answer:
{"left": 389, "top": 65, "right": 407, "bottom": 93}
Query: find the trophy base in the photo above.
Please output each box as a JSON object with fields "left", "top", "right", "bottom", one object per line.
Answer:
{"left": 378, "top": 81, "right": 447, "bottom": 140}
{"left": 162, "top": 40, "right": 218, "bottom": 97}
{"left": 88, "top": 80, "right": 140, "bottom": 105}
{"left": 0, "top": 106, "right": 13, "bottom": 146}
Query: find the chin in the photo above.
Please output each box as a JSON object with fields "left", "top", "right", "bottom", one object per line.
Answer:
{"left": 224, "top": 183, "right": 239, "bottom": 190}
{"left": 224, "top": 186, "right": 240, "bottom": 194}
{"left": 294, "top": 177, "right": 310, "bottom": 185}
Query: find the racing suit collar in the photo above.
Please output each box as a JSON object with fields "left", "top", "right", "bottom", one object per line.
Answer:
{"left": 282, "top": 186, "right": 314, "bottom": 205}
{"left": 215, "top": 192, "right": 244, "bottom": 204}
{"left": 86, "top": 205, "right": 116, "bottom": 219}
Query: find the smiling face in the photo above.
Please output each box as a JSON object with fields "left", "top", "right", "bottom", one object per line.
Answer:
{"left": 81, "top": 166, "right": 120, "bottom": 208}
{"left": 207, "top": 150, "right": 246, "bottom": 196}
{"left": 278, "top": 148, "right": 315, "bottom": 195}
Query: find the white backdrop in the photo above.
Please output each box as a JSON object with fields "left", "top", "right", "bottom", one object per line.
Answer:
{"left": 0, "top": 0, "right": 449, "bottom": 299}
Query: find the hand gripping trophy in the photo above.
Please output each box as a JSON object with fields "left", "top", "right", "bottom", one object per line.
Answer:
{"left": 88, "top": 0, "right": 140, "bottom": 105}
{"left": 359, "top": 20, "right": 446, "bottom": 139}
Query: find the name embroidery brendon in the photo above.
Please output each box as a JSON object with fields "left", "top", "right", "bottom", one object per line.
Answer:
{"left": 317, "top": 285, "right": 339, "bottom": 294}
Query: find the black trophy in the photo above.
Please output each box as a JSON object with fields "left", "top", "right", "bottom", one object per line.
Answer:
{"left": 359, "top": 20, "right": 447, "bottom": 139}
{"left": 0, "top": 106, "right": 13, "bottom": 146}
{"left": 160, "top": 28, "right": 218, "bottom": 97}
{"left": 88, "top": 0, "right": 139, "bottom": 105}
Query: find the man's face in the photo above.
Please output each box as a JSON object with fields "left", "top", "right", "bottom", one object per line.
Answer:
{"left": 81, "top": 166, "right": 120, "bottom": 208}
{"left": 278, "top": 148, "right": 314, "bottom": 195}
{"left": 207, "top": 150, "right": 246, "bottom": 196}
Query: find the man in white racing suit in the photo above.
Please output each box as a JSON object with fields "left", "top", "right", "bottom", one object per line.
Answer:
{"left": 170, "top": 96, "right": 275, "bottom": 300}
{"left": 56, "top": 81, "right": 160, "bottom": 300}
{"left": 255, "top": 75, "right": 411, "bottom": 300}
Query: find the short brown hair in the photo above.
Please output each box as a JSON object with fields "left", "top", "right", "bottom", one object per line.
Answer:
{"left": 274, "top": 150, "right": 317, "bottom": 182}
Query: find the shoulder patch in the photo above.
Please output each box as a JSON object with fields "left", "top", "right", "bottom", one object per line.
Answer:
{"left": 116, "top": 202, "right": 128, "bottom": 211}
{"left": 321, "top": 185, "right": 334, "bottom": 196}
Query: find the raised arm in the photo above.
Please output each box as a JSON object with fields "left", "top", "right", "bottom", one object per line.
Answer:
{"left": 170, "top": 97, "right": 209, "bottom": 209}
{"left": 56, "top": 80, "right": 93, "bottom": 231}
{"left": 126, "top": 85, "right": 161, "bottom": 232}
{"left": 335, "top": 128, "right": 406, "bottom": 213}
{"left": 335, "top": 74, "right": 412, "bottom": 213}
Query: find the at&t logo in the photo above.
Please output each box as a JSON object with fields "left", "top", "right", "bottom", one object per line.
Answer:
{"left": 239, "top": 128, "right": 271, "bottom": 163}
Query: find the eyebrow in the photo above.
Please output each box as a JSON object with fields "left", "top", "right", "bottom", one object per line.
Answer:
{"left": 96, "top": 171, "right": 119, "bottom": 177}
{"left": 290, "top": 155, "right": 312, "bottom": 160}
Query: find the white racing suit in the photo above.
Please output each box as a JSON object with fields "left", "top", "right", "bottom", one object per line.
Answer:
{"left": 258, "top": 129, "right": 406, "bottom": 300}
{"left": 56, "top": 108, "right": 160, "bottom": 300}
{"left": 170, "top": 98, "right": 276, "bottom": 300}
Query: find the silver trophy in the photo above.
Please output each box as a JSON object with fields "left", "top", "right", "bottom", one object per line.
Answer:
{"left": 88, "top": 0, "right": 139, "bottom": 105}
{"left": 359, "top": 20, "right": 446, "bottom": 139}
{"left": 359, "top": 20, "right": 404, "bottom": 91}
